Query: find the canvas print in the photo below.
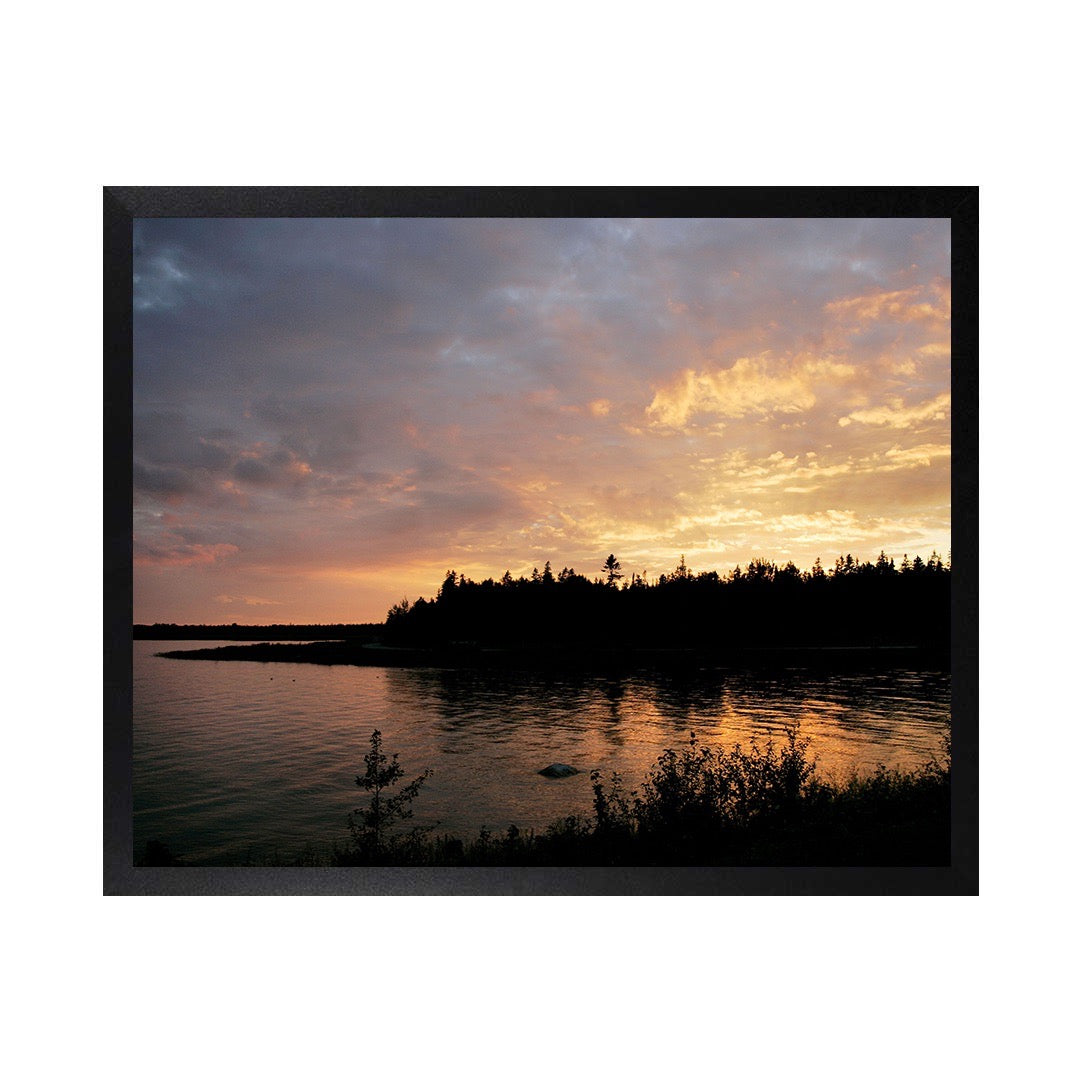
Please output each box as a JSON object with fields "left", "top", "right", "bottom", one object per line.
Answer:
{"left": 129, "top": 207, "right": 957, "bottom": 873}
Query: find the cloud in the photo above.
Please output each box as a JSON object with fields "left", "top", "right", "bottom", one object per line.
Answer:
{"left": 132, "top": 217, "right": 953, "bottom": 622}
{"left": 135, "top": 539, "right": 240, "bottom": 568}
{"left": 839, "top": 392, "right": 951, "bottom": 429}
{"left": 917, "top": 342, "right": 951, "bottom": 358}
{"left": 881, "top": 443, "right": 952, "bottom": 469}
{"left": 214, "top": 594, "right": 282, "bottom": 606}
{"left": 133, "top": 460, "right": 197, "bottom": 496}
{"left": 233, "top": 446, "right": 314, "bottom": 487}
{"left": 647, "top": 355, "right": 856, "bottom": 426}
{"left": 133, "top": 248, "right": 191, "bottom": 312}
{"left": 824, "top": 284, "right": 950, "bottom": 327}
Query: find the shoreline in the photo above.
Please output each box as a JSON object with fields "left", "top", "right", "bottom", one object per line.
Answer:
{"left": 153, "top": 640, "right": 950, "bottom": 671}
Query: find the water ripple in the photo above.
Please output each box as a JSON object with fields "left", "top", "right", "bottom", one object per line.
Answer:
{"left": 133, "top": 642, "right": 950, "bottom": 864}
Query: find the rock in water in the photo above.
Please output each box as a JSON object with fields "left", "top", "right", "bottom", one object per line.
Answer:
{"left": 538, "top": 763, "right": 579, "bottom": 778}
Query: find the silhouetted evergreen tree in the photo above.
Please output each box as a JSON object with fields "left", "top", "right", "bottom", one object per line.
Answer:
{"left": 603, "top": 553, "right": 623, "bottom": 586}
{"left": 382, "top": 551, "right": 950, "bottom": 652}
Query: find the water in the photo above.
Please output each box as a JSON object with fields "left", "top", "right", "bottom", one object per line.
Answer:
{"left": 133, "top": 641, "right": 951, "bottom": 865}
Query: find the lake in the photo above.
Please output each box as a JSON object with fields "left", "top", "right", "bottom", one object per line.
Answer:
{"left": 133, "top": 640, "right": 951, "bottom": 865}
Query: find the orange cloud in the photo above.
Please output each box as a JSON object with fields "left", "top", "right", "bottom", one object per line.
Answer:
{"left": 838, "top": 392, "right": 951, "bottom": 429}
{"left": 647, "top": 354, "right": 856, "bottom": 427}
{"left": 917, "top": 342, "right": 951, "bottom": 358}
{"left": 214, "top": 594, "right": 282, "bottom": 606}
{"left": 825, "top": 285, "right": 949, "bottom": 326}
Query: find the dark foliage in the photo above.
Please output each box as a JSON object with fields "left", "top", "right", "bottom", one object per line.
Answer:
{"left": 142, "top": 724, "right": 949, "bottom": 868}
{"left": 327, "top": 726, "right": 949, "bottom": 868}
{"left": 382, "top": 551, "right": 950, "bottom": 651}
{"left": 340, "top": 729, "right": 433, "bottom": 863}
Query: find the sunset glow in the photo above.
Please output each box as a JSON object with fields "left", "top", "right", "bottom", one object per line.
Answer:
{"left": 133, "top": 217, "right": 951, "bottom": 624}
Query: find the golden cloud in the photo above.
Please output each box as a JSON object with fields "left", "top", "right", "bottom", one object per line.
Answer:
{"left": 880, "top": 443, "right": 952, "bottom": 470}
{"left": 838, "top": 392, "right": 951, "bottom": 429}
{"left": 917, "top": 342, "right": 951, "bottom": 358}
{"left": 647, "top": 355, "right": 856, "bottom": 427}
{"left": 825, "top": 284, "right": 950, "bottom": 326}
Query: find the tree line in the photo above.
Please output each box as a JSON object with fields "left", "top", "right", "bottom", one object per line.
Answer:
{"left": 384, "top": 550, "right": 951, "bottom": 650}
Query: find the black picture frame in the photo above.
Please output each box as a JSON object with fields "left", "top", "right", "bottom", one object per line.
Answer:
{"left": 104, "top": 186, "right": 977, "bottom": 895}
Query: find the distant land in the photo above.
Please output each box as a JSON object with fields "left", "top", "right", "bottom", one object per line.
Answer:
{"left": 141, "top": 552, "right": 950, "bottom": 669}
{"left": 133, "top": 622, "right": 382, "bottom": 641}
{"left": 152, "top": 639, "right": 948, "bottom": 672}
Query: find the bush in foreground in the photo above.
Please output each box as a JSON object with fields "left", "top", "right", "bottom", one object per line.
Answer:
{"left": 344, "top": 728, "right": 432, "bottom": 862}
{"left": 331, "top": 726, "right": 950, "bottom": 868}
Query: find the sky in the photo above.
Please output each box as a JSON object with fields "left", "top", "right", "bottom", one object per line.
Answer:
{"left": 133, "top": 217, "right": 951, "bottom": 624}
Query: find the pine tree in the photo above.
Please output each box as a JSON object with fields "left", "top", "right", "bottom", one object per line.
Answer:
{"left": 603, "top": 553, "right": 623, "bottom": 585}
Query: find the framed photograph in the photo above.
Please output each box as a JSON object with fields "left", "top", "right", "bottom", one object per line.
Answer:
{"left": 104, "top": 187, "right": 977, "bottom": 894}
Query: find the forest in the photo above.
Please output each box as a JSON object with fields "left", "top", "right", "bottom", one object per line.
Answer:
{"left": 383, "top": 551, "right": 951, "bottom": 651}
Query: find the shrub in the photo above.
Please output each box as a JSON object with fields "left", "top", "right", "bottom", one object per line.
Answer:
{"left": 345, "top": 729, "right": 433, "bottom": 862}
{"left": 621, "top": 726, "right": 817, "bottom": 840}
{"left": 334, "top": 724, "right": 949, "bottom": 867}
